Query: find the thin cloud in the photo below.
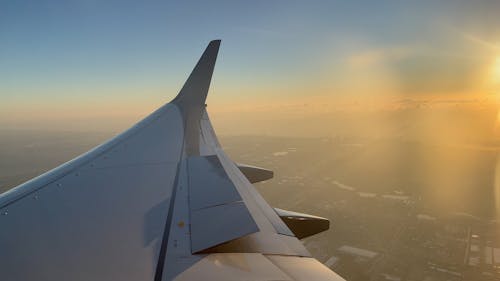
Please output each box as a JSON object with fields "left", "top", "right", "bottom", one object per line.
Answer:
{"left": 455, "top": 29, "right": 500, "bottom": 51}
{"left": 347, "top": 47, "right": 412, "bottom": 69}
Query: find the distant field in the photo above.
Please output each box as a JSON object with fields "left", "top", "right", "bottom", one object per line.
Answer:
{"left": 222, "top": 135, "right": 498, "bottom": 219}
{"left": 1, "top": 129, "right": 498, "bottom": 219}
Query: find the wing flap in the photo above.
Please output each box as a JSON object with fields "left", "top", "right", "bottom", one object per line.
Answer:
{"left": 188, "top": 155, "right": 259, "bottom": 253}
{"left": 188, "top": 155, "right": 242, "bottom": 210}
{"left": 191, "top": 201, "right": 259, "bottom": 253}
{"left": 174, "top": 253, "right": 293, "bottom": 281}
{"left": 267, "top": 256, "right": 346, "bottom": 281}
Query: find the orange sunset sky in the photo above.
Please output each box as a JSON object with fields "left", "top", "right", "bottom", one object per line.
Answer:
{"left": 1, "top": 0, "right": 500, "bottom": 140}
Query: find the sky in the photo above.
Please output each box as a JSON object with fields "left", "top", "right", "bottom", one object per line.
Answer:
{"left": 2, "top": 0, "right": 500, "bottom": 137}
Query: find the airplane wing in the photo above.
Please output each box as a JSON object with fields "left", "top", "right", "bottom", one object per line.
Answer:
{"left": 0, "top": 40, "right": 345, "bottom": 281}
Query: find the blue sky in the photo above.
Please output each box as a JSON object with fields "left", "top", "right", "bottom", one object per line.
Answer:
{"left": 1, "top": 0, "right": 500, "bottom": 133}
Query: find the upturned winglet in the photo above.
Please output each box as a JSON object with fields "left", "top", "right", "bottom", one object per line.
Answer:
{"left": 171, "top": 40, "right": 221, "bottom": 156}
{"left": 172, "top": 40, "right": 221, "bottom": 108}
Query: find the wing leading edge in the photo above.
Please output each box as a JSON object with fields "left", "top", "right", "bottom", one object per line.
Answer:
{"left": 0, "top": 40, "right": 345, "bottom": 281}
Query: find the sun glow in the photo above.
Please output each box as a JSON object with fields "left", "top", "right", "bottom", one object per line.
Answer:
{"left": 493, "top": 56, "right": 500, "bottom": 86}
{"left": 491, "top": 57, "right": 500, "bottom": 129}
